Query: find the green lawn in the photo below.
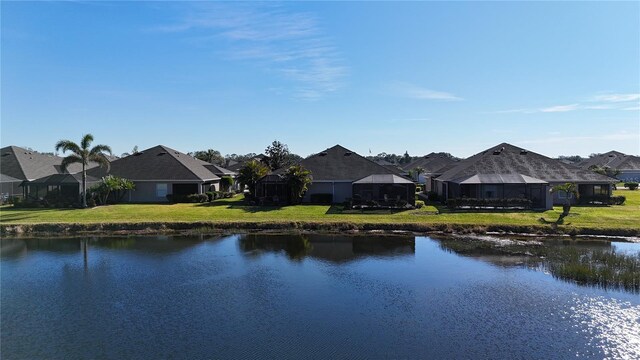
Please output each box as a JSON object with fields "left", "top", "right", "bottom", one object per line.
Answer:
{"left": 1, "top": 191, "right": 639, "bottom": 230}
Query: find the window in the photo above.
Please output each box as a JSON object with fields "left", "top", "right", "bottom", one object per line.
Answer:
{"left": 593, "top": 185, "right": 608, "bottom": 195}
{"left": 156, "top": 183, "right": 168, "bottom": 198}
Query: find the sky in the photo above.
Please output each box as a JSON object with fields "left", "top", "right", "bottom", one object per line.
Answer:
{"left": 2, "top": 1, "right": 639, "bottom": 158}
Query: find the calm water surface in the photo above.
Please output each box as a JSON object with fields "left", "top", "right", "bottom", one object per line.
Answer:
{"left": 1, "top": 234, "right": 639, "bottom": 359}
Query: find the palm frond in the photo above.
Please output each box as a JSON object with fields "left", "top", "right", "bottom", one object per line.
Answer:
{"left": 89, "top": 144, "right": 112, "bottom": 157}
{"left": 81, "top": 134, "right": 94, "bottom": 150}
{"left": 60, "top": 155, "right": 83, "bottom": 173}
{"left": 55, "top": 140, "right": 81, "bottom": 155}
{"left": 89, "top": 153, "right": 111, "bottom": 171}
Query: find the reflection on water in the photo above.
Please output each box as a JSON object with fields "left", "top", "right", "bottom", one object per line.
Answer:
{"left": 238, "top": 233, "right": 415, "bottom": 262}
{"left": 1, "top": 234, "right": 638, "bottom": 359}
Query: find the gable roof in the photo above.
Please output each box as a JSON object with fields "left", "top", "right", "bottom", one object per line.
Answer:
{"left": 88, "top": 145, "right": 220, "bottom": 181}
{"left": 437, "top": 143, "right": 617, "bottom": 184}
{"left": 402, "top": 152, "right": 459, "bottom": 173}
{"left": 578, "top": 151, "right": 640, "bottom": 170}
{"left": 273, "top": 145, "right": 401, "bottom": 181}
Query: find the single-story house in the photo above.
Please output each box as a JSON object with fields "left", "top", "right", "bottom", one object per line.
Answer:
{"left": 402, "top": 153, "right": 460, "bottom": 191}
{"left": 256, "top": 145, "right": 415, "bottom": 205}
{"left": 1, "top": 145, "right": 103, "bottom": 199}
{"left": 433, "top": 143, "right": 617, "bottom": 209}
{"left": 88, "top": 145, "right": 222, "bottom": 202}
{"left": 578, "top": 151, "right": 640, "bottom": 182}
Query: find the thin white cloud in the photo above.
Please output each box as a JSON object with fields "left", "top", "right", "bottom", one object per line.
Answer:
{"left": 592, "top": 93, "right": 640, "bottom": 103}
{"left": 493, "top": 92, "right": 640, "bottom": 114}
{"left": 153, "top": 3, "right": 346, "bottom": 100}
{"left": 622, "top": 106, "right": 640, "bottom": 111}
{"left": 540, "top": 104, "right": 580, "bottom": 113}
{"left": 393, "top": 82, "right": 463, "bottom": 101}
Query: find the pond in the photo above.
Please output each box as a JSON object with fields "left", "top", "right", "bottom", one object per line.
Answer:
{"left": 1, "top": 234, "right": 639, "bottom": 359}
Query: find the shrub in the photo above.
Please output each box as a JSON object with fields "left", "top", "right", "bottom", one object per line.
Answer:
{"left": 611, "top": 195, "right": 626, "bottom": 205}
{"left": 186, "top": 194, "right": 208, "bottom": 203}
{"left": 624, "top": 182, "right": 639, "bottom": 190}
{"left": 447, "top": 198, "right": 532, "bottom": 209}
{"left": 579, "top": 195, "right": 626, "bottom": 205}
{"left": 205, "top": 192, "right": 215, "bottom": 202}
{"left": 310, "top": 193, "right": 333, "bottom": 204}
{"left": 87, "top": 198, "right": 97, "bottom": 207}
{"left": 415, "top": 200, "right": 425, "bottom": 209}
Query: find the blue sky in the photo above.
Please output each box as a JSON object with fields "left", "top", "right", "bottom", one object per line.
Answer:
{"left": 2, "top": 1, "right": 639, "bottom": 158}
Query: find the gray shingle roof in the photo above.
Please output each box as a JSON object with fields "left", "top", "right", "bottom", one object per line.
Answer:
{"left": 402, "top": 153, "right": 459, "bottom": 173}
{"left": 457, "top": 174, "right": 547, "bottom": 184}
{"left": 0, "top": 145, "right": 99, "bottom": 181}
{"left": 353, "top": 174, "right": 414, "bottom": 184}
{"left": 203, "top": 164, "right": 236, "bottom": 176}
{"left": 1, "top": 145, "right": 112, "bottom": 181}
{"left": 578, "top": 151, "right": 640, "bottom": 170}
{"left": 273, "top": 145, "right": 400, "bottom": 181}
{"left": 88, "top": 145, "right": 220, "bottom": 181}
{"left": 437, "top": 143, "right": 617, "bottom": 184}
{"left": 23, "top": 173, "right": 100, "bottom": 186}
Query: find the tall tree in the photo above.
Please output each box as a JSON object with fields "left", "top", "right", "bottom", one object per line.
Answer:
{"left": 265, "top": 140, "right": 291, "bottom": 170}
{"left": 190, "top": 149, "right": 225, "bottom": 165}
{"left": 55, "top": 134, "right": 112, "bottom": 208}
{"left": 401, "top": 151, "right": 411, "bottom": 164}
{"left": 237, "top": 160, "right": 269, "bottom": 197}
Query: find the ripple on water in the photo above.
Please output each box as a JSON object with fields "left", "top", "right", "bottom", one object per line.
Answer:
{"left": 570, "top": 296, "right": 640, "bottom": 359}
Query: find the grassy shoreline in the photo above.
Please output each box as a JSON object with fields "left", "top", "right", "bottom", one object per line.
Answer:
{"left": 1, "top": 190, "right": 638, "bottom": 237}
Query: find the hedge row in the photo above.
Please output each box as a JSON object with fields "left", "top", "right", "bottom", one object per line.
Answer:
{"left": 447, "top": 198, "right": 532, "bottom": 209}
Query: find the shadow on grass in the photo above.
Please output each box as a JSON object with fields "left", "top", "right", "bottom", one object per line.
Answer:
{"left": 325, "top": 205, "right": 410, "bottom": 215}
{"left": 196, "top": 199, "right": 286, "bottom": 213}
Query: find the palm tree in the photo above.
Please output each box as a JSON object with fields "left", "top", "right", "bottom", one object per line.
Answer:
{"left": 411, "top": 166, "right": 425, "bottom": 184}
{"left": 55, "top": 134, "right": 112, "bottom": 208}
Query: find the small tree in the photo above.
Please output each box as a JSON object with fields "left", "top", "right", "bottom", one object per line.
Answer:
{"left": 91, "top": 175, "right": 135, "bottom": 205}
{"left": 237, "top": 160, "right": 269, "bottom": 197}
{"left": 220, "top": 176, "right": 234, "bottom": 192}
{"left": 589, "top": 165, "right": 620, "bottom": 179}
{"left": 551, "top": 183, "right": 579, "bottom": 217}
{"left": 284, "top": 165, "right": 312, "bottom": 204}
